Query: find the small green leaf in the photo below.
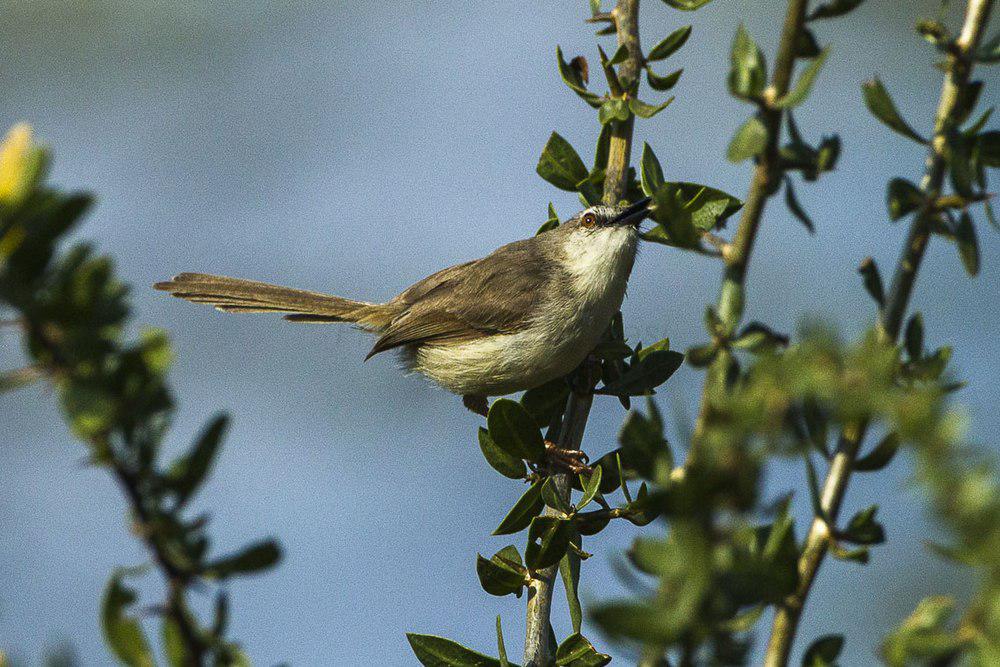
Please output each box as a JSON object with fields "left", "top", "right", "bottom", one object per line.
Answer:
{"left": 808, "top": 0, "right": 863, "bottom": 21}
{"left": 729, "top": 24, "right": 767, "bottom": 101}
{"left": 608, "top": 43, "right": 629, "bottom": 66}
{"left": 862, "top": 78, "right": 927, "bottom": 144}
{"left": 488, "top": 398, "right": 546, "bottom": 463}
{"left": 537, "top": 202, "right": 559, "bottom": 235}
{"left": 101, "top": 571, "right": 154, "bottom": 667}
{"left": 494, "top": 479, "right": 545, "bottom": 535}
{"left": 618, "top": 401, "right": 671, "bottom": 479}
{"left": 857, "top": 257, "right": 885, "bottom": 308}
{"left": 660, "top": 0, "right": 715, "bottom": 10}
{"left": 955, "top": 212, "right": 979, "bottom": 277}
{"left": 784, "top": 177, "right": 815, "bottom": 233}
{"left": 406, "top": 634, "right": 503, "bottom": 667}
{"left": 560, "top": 547, "right": 583, "bottom": 633}
{"left": 556, "top": 46, "right": 602, "bottom": 108}
{"left": 203, "top": 539, "right": 282, "bottom": 579}
{"left": 537, "top": 132, "right": 589, "bottom": 192}
{"left": 727, "top": 115, "right": 768, "bottom": 163}
{"left": 496, "top": 617, "right": 510, "bottom": 667}
{"left": 886, "top": 178, "right": 924, "bottom": 221}
{"left": 598, "top": 98, "right": 631, "bottom": 125}
{"left": 732, "top": 322, "right": 789, "bottom": 353}
{"left": 542, "top": 477, "right": 572, "bottom": 514}
{"left": 577, "top": 467, "right": 603, "bottom": 511}
{"left": 555, "top": 633, "right": 610, "bottom": 666}
{"left": 525, "top": 516, "right": 573, "bottom": 569}
{"left": 842, "top": 505, "right": 885, "bottom": 545}
{"left": 521, "top": 378, "right": 569, "bottom": 430}
{"left": 599, "top": 348, "right": 683, "bottom": 396}
{"left": 647, "top": 26, "right": 692, "bottom": 61}
{"left": 477, "top": 550, "right": 526, "bottom": 597}
{"left": 646, "top": 67, "right": 683, "bottom": 92}
{"left": 802, "top": 634, "right": 845, "bottom": 666}
{"left": 854, "top": 432, "right": 900, "bottom": 472}
{"left": 831, "top": 542, "right": 870, "bottom": 564}
{"left": 165, "top": 414, "right": 229, "bottom": 507}
{"left": 161, "top": 618, "right": 186, "bottom": 667}
{"left": 640, "top": 143, "right": 665, "bottom": 195}
{"left": 478, "top": 428, "right": 527, "bottom": 479}
{"left": 795, "top": 29, "right": 822, "bottom": 58}
{"left": 776, "top": 48, "right": 829, "bottom": 108}
{"left": 628, "top": 97, "right": 674, "bottom": 119}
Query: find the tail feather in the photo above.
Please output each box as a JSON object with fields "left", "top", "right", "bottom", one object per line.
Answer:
{"left": 154, "top": 272, "right": 395, "bottom": 330}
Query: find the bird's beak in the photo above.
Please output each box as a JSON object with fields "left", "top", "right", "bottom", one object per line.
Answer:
{"left": 613, "top": 196, "right": 652, "bottom": 227}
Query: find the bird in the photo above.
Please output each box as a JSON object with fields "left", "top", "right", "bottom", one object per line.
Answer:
{"left": 154, "top": 197, "right": 651, "bottom": 469}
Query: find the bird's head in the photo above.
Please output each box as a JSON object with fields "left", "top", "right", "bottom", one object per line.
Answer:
{"left": 563, "top": 197, "right": 652, "bottom": 234}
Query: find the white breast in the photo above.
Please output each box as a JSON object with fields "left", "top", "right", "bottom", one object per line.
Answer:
{"left": 412, "top": 226, "right": 638, "bottom": 397}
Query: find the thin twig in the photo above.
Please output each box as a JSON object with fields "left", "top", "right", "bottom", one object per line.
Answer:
{"left": 765, "top": 1, "right": 995, "bottom": 664}
{"left": 690, "top": 0, "right": 810, "bottom": 448}
{"left": 522, "top": 2, "right": 643, "bottom": 664}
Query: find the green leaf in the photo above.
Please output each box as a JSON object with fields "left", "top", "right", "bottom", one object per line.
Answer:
{"left": 555, "top": 633, "right": 610, "bottom": 666}
{"left": 646, "top": 67, "right": 683, "bottom": 92}
{"left": 842, "top": 505, "right": 885, "bottom": 545}
{"left": 521, "top": 378, "right": 569, "bottom": 430}
{"left": 493, "top": 479, "right": 545, "bottom": 535}
{"left": 646, "top": 182, "right": 743, "bottom": 248}
{"left": 203, "top": 539, "right": 281, "bottom": 579}
{"left": 525, "top": 516, "right": 573, "bottom": 569}
{"left": 536, "top": 132, "right": 590, "bottom": 192}
{"left": 660, "top": 0, "right": 715, "bottom": 10}
{"left": 599, "top": 347, "right": 684, "bottom": 396}
{"left": 496, "top": 617, "right": 510, "bottom": 667}
{"left": 830, "top": 542, "right": 870, "bottom": 564}
{"left": 775, "top": 48, "right": 829, "bottom": 108}
{"left": 577, "top": 467, "right": 603, "bottom": 510}
{"left": 955, "top": 212, "right": 979, "bottom": 277}
{"left": 556, "top": 46, "right": 602, "bottom": 108}
{"left": 732, "top": 322, "right": 789, "bottom": 353}
{"left": 727, "top": 115, "right": 768, "bottom": 163}
{"left": 165, "top": 414, "right": 228, "bottom": 507}
{"left": 807, "top": 0, "right": 863, "bottom": 21}
{"left": 857, "top": 257, "right": 885, "bottom": 308}
{"left": 854, "top": 432, "right": 900, "bottom": 472}
{"left": 487, "top": 398, "right": 546, "bottom": 463}
{"left": 406, "top": 634, "right": 503, "bottom": 667}
{"left": 802, "top": 634, "right": 844, "bottom": 666}
{"left": 618, "top": 402, "right": 670, "bottom": 479}
{"left": 161, "top": 618, "right": 186, "bottom": 667}
{"left": 477, "top": 549, "right": 526, "bottom": 597}
{"left": 608, "top": 43, "right": 629, "bottom": 66}
{"left": 478, "top": 428, "right": 527, "bottom": 479}
{"left": 905, "top": 312, "right": 924, "bottom": 360}
{"left": 862, "top": 79, "right": 927, "bottom": 144}
{"left": 560, "top": 547, "right": 583, "bottom": 633}
{"left": 784, "top": 177, "right": 815, "bottom": 233}
{"left": 886, "top": 178, "right": 924, "bottom": 221}
{"left": 542, "top": 477, "right": 572, "bottom": 514}
{"left": 795, "top": 29, "right": 822, "bottom": 59}
{"left": 804, "top": 453, "right": 827, "bottom": 521}
{"left": 628, "top": 97, "right": 674, "bottom": 119}
{"left": 647, "top": 26, "right": 692, "bottom": 61}
{"left": 101, "top": 571, "right": 154, "bottom": 667}
{"left": 598, "top": 98, "right": 631, "bottom": 125}
{"left": 537, "top": 202, "right": 559, "bottom": 235}
{"left": 640, "top": 143, "right": 665, "bottom": 196}
{"left": 729, "top": 24, "right": 767, "bottom": 101}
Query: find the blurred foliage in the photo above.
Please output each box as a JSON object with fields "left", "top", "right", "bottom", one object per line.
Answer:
{"left": 0, "top": 124, "right": 280, "bottom": 665}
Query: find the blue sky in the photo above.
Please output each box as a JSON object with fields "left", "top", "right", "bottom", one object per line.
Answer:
{"left": 2, "top": 1, "right": 997, "bottom": 664}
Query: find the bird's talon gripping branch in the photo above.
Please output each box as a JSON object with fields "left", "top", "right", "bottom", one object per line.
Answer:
{"left": 544, "top": 440, "right": 591, "bottom": 474}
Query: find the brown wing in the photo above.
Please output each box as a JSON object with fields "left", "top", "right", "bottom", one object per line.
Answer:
{"left": 366, "top": 236, "right": 552, "bottom": 359}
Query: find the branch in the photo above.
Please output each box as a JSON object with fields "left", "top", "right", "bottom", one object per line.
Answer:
{"left": 691, "top": 0, "right": 810, "bottom": 446}
{"left": 522, "top": 1, "right": 643, "bottom": 664}
{"left": 765, "top": 1, "right": 995, "bottom": 663}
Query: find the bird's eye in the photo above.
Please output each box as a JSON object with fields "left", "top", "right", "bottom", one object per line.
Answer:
{"left": 582, "top": 212, "right": 597, "bottom": 227}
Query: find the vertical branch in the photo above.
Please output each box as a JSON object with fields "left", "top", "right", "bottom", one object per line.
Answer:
{"left": 765, "top": 1, "right": 995, "bottom": 664}
{"left": 523, "top": 1, "right": 643, "bottom": 664}
{"left": 693, "top": 0, "right": 810, "bottom": 440}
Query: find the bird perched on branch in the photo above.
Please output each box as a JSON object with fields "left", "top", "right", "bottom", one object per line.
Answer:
{"left": 155, "top": 197, "right": 651, "bottom": 470}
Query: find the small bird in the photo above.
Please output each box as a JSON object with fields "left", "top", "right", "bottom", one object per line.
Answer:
{"left": 155, "top": 197, "right": 651, "bottom": 467}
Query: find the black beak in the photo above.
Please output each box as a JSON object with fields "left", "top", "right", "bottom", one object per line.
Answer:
{"left": 613, "top": 196, "right": 652, "bottom": 227}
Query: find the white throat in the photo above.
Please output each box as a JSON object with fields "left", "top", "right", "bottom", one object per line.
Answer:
{"left": 560, "top": 225, "right": 638, "bottom": 301}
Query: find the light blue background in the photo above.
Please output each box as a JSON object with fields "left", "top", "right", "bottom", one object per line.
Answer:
{"left": 2, "top": 1, "right": 997, "bottom": 664}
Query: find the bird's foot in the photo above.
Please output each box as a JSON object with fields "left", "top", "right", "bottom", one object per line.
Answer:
{"left": 544, "top": 441, "right": 591, "bottom": 475}
{"left": 463, "top": 394, "right": 489, "bottom": 418}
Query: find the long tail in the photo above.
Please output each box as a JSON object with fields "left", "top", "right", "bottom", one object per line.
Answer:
{"left": 153, "top": 272, "right": 395, "bottom": 329}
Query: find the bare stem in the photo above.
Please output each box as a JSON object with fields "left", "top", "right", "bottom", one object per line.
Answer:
{"left": 523, "top": 1, "right": 642, "bottom": 663}
{"left": 765, "top": 1, "right": 995, "bottom": 664}
{"left": 691, "top": 0, "right": 810, "bottom": 445}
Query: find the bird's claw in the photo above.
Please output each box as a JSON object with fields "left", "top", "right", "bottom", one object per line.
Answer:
{"left": 544, "top": 440, "right": 591, "bottom": 475}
